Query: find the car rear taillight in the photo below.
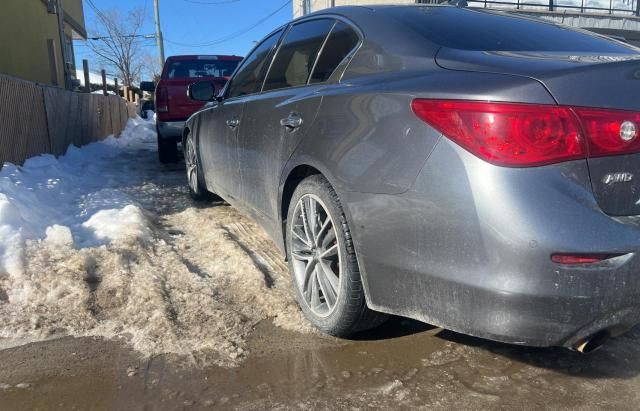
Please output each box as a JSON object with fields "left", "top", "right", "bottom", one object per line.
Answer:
{"left": 411, "top": 100, "right": 585, "bottom": 167}
{"left": 572, "top": 108, "right": 640, "bottom": 158}
{"left": 156, "top": 86, "right": 169, "bottom": 113}
{"left": 412, "top": 99, "right": 640, "bottom": 167}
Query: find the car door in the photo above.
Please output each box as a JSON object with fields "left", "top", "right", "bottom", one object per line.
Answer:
{"left": 236, "top": 19, "right": 361, "bottom": 230}
{"left": 198, "top": 30, "right": 283, "bottom": 198}
{"left": 198, "top": 100, "right": 244, "bottom": 196}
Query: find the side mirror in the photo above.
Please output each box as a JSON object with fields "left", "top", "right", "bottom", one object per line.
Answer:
{"left": 188, "top": 81, "right": 216, "bottom": 101}
{"left": 140, "top": 81, "right": 156, "bottom": 92}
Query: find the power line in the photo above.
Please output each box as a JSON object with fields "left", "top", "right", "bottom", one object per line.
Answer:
{"left": 75, "top": 38, "right": 156, "bottom": 47}
{"left": 86, "top": 0, "right": 111, "bottom": 25}
{"left": 183, "top": 0, "right": 241, "bottom": 4}
{"left": 164, "top": 0, "right": 291, "bottom": 48}
{"left": 88, "top": 34, "right": 156, "bottom": 40}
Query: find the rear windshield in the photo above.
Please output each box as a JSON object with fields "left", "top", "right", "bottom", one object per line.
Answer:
{"left": 388, "top": 7, "right": 638, "bottom": 53}
{"left": 165, "top": 59, "right": 240, "bottom": 79}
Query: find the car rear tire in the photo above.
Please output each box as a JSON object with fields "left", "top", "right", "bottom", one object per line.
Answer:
{"left": 158, "top": 137, "right": 178, "bottom": 164}
{"left": 286, "top": 175, "right": 387, "bottom": 337}
{"left": 184, "top": 132, "right": 218, "bottom": 201}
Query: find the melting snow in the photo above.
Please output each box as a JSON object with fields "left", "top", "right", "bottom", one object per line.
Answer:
{"left": 0, "top": 117, "right": 157, "bottom": 268}
{"left": 0, "top": 117, "right": 308, "bottom": 366}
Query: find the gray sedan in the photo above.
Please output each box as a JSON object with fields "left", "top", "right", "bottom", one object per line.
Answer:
{"left": 183, "top": 5, "right": 640, "bottom": 352}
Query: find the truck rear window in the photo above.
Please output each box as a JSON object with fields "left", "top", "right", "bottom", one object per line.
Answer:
{"left": 166, "top": 59, "right": 240, "bottom": 79}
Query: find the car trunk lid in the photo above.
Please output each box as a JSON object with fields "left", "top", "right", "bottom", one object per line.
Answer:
{"left": 436, "top": 48, "right": 640, "bottom": 216}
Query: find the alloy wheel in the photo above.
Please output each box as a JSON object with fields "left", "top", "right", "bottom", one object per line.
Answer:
{"left": 185, "top": 136, "right": 198, "bottom": 193}
{"left": 290, "top": 194, "right": 342, "bottom": 317}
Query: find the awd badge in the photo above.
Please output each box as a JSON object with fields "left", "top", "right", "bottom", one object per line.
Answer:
{"left": 602, "top": 172, "right": 634, "bottom": 185}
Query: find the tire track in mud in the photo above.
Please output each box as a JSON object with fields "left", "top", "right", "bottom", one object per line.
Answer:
{"left": 83, "top": 256, "right": 101, "bottom": 318}
{"left": 224, "top": 222, "right": 289, "bottom": 274}
{"left": 220, "top": 222, "right": 286, "bottom": 289}
{"left": 221, "top": 226, "right": 275, "bottom": 288}
{"left": 162, "top": 206, "right": 311, "bottom": 337}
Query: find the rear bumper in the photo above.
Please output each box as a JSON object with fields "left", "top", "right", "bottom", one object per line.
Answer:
{"left": 156, "top": 120, "right": 185, "bottom": 141}
{"left": 344, "top": 139, "right": 640, "bottom": 347}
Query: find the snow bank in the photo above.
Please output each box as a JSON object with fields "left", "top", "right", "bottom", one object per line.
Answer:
{"left": 0, "top": 116, "right": 308, "bottom": 367}
{"left": 83, "top": 205, "right": 152, "bottom": 243}
{"left": 0, "top": 117, "right": 156, "bottom": 277}
{"left": 0, "top": 194, "right": 24, "bottom": 277}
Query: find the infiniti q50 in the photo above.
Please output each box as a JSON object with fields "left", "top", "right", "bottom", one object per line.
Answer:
{"left": 182, "top": 5, "right": 640, "bottom": 352}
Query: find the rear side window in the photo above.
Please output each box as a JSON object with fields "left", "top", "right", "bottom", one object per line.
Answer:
{"left": 389, "top": 7, "right": 638, "bottom": 53}
{"left": 263, "top": 19, "right": 335, "bottom": 92}
{"left": 166, "top": 59, "right": 239, "bottom": 79}
{"left": 310, "top": 22, "right": 360, "bottom": 84}
{"left": 227, "top": 30, "right": 282, "bottom": 99}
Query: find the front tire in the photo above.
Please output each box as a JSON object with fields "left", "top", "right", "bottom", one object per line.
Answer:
{"left": 286, "top": 175, "right": 386, "bottom": 337}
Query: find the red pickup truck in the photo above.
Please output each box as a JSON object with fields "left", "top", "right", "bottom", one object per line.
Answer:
{"left": 154, "top": 55, "right": 242, "bottom": 163}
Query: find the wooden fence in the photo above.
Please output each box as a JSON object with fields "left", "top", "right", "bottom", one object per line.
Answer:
{"left": 0, "top": 74, "right": 137, "bottom": 165}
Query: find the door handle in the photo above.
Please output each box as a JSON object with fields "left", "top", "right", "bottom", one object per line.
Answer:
{"left": 280, "top": 113, "right": 303, "bottom": 131}
{"left": 226, "top": 119, "right": 239, "bottom": 129}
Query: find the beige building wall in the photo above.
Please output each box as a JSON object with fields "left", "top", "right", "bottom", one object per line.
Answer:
{"left": 293, "top": 0, "right": 417, "bottom": 17}
{"left": 0, "top": 0, "right": 86, "bottom": 87}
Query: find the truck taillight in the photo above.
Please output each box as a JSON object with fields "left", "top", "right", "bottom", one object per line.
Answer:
{"left": 412, "top": 99, "right": 640, "bottom": 167}
{"left": 156, "top": 86, "right": 169, "bottom": 113}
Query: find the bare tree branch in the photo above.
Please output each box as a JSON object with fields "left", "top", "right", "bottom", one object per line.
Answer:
{"left": 86, "top": 8, "right": 148, "bottom": 87}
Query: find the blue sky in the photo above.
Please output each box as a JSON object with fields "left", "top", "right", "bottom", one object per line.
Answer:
{"left": 74, "top": 0, "right": 293, "bottom": 79}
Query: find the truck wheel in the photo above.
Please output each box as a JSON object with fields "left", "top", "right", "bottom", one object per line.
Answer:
{"left": 286, "top": 175, "right": 387, "bottom": 337}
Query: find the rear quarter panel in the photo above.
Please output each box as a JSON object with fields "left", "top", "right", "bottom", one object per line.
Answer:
{"left": 283, "top": 70, "right": 557, "bottom": 196}
{"left": 280, "top": 69, "right": 557, "bottom": 304}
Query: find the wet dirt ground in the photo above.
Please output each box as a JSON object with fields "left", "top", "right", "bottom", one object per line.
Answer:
{"left": 1, "top": 320, "right": 640, "bottom": 410}
{"left": 2, "top": 131, "right": 640, "bottom": 410}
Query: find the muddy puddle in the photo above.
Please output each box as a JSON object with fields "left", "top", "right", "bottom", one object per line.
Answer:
{"left": 1, "top": 319, "right": 640, "bottom": 410}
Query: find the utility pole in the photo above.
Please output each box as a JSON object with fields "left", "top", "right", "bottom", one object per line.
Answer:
{"left": 153, "top": 0, "right": 166, "bottom": 72}
{"left": 55, "top": 0, "right": 72, "bottom": 89}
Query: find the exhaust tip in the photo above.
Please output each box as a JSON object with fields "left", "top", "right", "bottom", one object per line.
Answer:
{"left": 573, "top": 330, "right": 610, "bottom": 354}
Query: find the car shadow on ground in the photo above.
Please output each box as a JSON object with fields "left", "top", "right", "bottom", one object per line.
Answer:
{"left": 442, "top": 325, "right": 640, "bottom": 379}
{"left": 350, "top": 315, "right": 640, "bottom": 379}
{"left": 350, "top": 316, "right": 438, "bottom": 340}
